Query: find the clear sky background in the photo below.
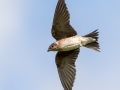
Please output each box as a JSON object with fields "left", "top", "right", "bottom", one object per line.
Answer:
{"left": 0, "top": 0, "right": 120, "bottom": 90}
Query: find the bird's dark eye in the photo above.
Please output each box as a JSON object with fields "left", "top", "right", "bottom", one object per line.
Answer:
{"left": 51, "top": 45, "right": 54, "bottom": 47}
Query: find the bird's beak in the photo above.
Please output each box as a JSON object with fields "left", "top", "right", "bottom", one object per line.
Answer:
{"left": 47, "top": 49, "right": 51, "bottom": 52}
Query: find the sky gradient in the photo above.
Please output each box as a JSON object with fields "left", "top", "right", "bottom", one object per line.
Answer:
{"left": 0, "top": 0, "right": 120, "bottom": 90}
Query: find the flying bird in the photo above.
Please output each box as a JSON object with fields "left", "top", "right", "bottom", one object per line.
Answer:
{"left": 48, "top": 0, "right": 100, "bottom": 90}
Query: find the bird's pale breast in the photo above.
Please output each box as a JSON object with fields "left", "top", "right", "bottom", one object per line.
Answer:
{"left": 56, "top": 36, "right": 82, "bottom": 51}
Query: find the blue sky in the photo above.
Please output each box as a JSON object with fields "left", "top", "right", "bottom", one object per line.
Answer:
{"left": 0, "top": 0, "right": 120, "bottom": 90}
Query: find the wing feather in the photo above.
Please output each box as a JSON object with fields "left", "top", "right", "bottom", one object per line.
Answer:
{"left": 52, "top": 0, "right": 77, "bottom": 40}
{"left": 55, "top": 48, "right": 80, "bottom": 90}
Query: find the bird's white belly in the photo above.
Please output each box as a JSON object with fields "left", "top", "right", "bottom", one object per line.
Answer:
{"left": 57, "top": 36, "right": 82, "bottom": 51}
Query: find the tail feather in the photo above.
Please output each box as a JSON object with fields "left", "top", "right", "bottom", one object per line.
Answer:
{"left": 83, "top": 29, "right": 100, "bottom": 52}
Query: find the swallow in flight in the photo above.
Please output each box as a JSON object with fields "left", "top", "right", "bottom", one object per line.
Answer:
{"left": 48, "top": 0, "right": 100, "bottom": 90}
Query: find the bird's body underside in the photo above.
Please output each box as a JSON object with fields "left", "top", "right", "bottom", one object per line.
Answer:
{"left": 56, "top": 36, "right": 84, "bottom": 51}
{"left": 55, "top": 35, "right": 96, "bottom": 51}
{"left": 47, "top": 0, "right": 100, "bottom": 90}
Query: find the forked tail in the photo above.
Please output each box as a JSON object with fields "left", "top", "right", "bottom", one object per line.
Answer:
{"left": 83, "top": 29, "right": 100, "bottom": 52}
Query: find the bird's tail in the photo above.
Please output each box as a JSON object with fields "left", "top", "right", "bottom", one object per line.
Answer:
{"left": 83, "top": 29, "right": 100, "bottom": 52}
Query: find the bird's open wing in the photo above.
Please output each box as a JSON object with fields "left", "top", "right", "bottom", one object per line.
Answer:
{"left": 52, "top": 0, "right": 77, "bottom": 40}
{"left": 55, "top": 48, "right": 80, "bottom": 90}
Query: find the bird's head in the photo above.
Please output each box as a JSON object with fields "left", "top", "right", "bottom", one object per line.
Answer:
{"left": 47, "top": 42, "right": 59, "bottom": 52}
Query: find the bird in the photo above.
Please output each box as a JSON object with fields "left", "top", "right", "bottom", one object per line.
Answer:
{"left": 47, "top": 0, "right": 100, "bottom": 90}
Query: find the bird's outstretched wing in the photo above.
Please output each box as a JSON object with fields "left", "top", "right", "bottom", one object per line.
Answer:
{"left": 51, "top": 0, "right": 77, "bottom": 40}
{"left": 55, "top": 48, "right": 80, "bottom": 90}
